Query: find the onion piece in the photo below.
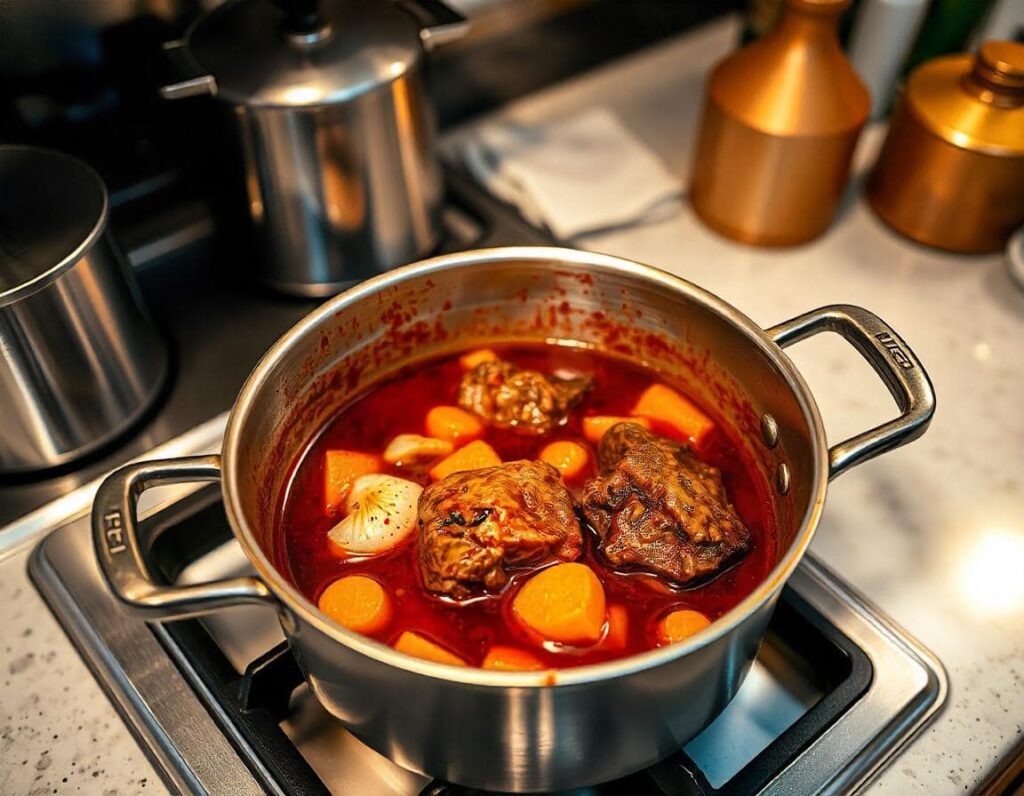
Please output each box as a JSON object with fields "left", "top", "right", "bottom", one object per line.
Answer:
{"left": 382, "top": 434, "right": 454, "bottom": 466}
{"left": 327, "top": 474, "right": 422, "bottom": 556}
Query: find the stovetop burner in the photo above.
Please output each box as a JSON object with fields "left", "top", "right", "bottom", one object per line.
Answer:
{"left": 29, "top": 474, "right": 946, "bottom": 796}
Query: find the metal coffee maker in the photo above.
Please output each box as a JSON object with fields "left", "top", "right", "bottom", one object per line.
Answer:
{"left": 162, "top": 0, "right": 467, "bottom": 296}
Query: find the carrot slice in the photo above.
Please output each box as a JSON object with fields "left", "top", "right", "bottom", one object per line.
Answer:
{"left": 482, "top": 646, "right": 546, "bottom": 671}
{"left": 429, "top": 440, "right": 501, "bottom": 481}
{"left": 657, "top": 609, "right": 711, "bottom": 645}
{"left": 459, "top": 348, "right": 499, "bottom": 370}
{"left": 581, "top": 415, "right": 652, "bottom": 445}
{"left": 631, "top": 383, "right": 715, "bottom": 446}
{"left": 394, "top": 631, "right": 467, "bottom": 666}
{"left": 602, "top": 604, "right": 629, "bottom": 651}
{"left": 538, "top": 440, "right": 590, "bottom": 481}
{"left": 323, "top": 450, "right": 382, "bottom": 515}
{"left": 425, "top": 405, "right": 485, "bottom": 445}
{"left": 318, "top": 575, "right": 392, "bottom": 636}
{"left": 512, "top": 563, "right": 607, "bottom": 646}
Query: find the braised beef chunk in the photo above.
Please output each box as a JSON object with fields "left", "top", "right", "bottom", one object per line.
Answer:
{"left": 418, "top": 460, "right": 582, "bottom": 599}
{"left": 581, "top": 422, "right": 751, "bottom": 585}
{"left": 458, "top": 359, "right": 592, "bottom": 436}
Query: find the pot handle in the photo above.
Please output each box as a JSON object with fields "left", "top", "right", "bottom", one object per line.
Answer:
{"left": 766, "top": 304, "right": 935, "bottom": 481}
{"left": 396, "top": 0, "right": 470, "bottom": 50}
{"left": 92, "top": 455, "right": 276, "bottom": 620}
{"left": 158, "top": 40, "right": 218, "bottom": 100}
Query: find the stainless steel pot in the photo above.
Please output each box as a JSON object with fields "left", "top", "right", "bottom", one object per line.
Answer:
{"left": 161, "top": 0, "right": 467, "bottom": 296}
{"left": 92, "top": 247, "right": 934, "bottom": 791}
{"left": 0, "top": 146, "right": 167, "bottom": 474}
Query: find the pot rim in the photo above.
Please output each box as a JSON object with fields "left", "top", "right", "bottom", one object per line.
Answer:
{"left": 222, "top": 246, "right": 829, "bottom": 688}
{"left": 0, "top": 145, "right": 110, "bottom": 308}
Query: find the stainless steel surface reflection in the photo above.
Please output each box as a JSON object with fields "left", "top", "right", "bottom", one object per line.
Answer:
{"left": 0, "top": 146, "right": 167, "bottom": 474}
{"left": 234, "top": 81, "right": 443, "bottom": 295}
{"left": 683, "top": 645, "right": 823, "bottom": 788}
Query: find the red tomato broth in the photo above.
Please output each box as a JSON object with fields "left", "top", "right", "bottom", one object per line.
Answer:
{"left": 276, "top": 344, "right": 777, "bottom": 668}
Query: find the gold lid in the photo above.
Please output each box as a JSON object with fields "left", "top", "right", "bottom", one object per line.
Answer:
{"left": 975, "top": 41, "right": 1024, "bottom": 91}
{"left": 906, "top": 40, "right": 1024, "bottom": 157}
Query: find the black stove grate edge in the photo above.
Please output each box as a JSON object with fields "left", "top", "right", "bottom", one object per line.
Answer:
{"left": 649, "top": 592, "right": 873, "bottom": 796}
{"left": 155, "top": 622, "right": 327, "bottom": 795}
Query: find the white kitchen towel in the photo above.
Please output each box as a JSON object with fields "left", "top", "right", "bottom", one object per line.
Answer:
{"left": 461, "top": 107, "right": 682, "bottom": 240}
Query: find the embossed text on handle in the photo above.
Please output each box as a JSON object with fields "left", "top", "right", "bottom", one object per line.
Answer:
{"left": 875, "top": 332, "right": 915, "bottom": 370}
{"left": 103, "top": 510, "right": 127, "bottom": 554}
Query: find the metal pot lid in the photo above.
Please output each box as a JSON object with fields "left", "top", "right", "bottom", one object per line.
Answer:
{"left": 0, "top": 145, "right": 108, "bottom": 307}
{"left": 187, "top": 0, "right": 424, "bottom": 108}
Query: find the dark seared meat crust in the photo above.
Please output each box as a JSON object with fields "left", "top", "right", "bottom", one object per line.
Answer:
{"left": 418, "top": 460, "right": 582, "bottom": 599}
{"left": 581, "top": 422, "right": 751, "bottom": 585}
{"left": 458, "top": 359, "right": 592, "bottom": 436}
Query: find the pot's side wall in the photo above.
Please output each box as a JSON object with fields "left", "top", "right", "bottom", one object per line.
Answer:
{"left": 288, "top": 587, "right": 778, "bottom": 791}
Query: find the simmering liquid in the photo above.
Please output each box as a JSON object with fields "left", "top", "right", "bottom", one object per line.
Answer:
{"left": 276, "top": 344, "right": 777, "bottom": 668}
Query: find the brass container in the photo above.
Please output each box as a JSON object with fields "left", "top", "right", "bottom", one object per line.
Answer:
{"left": 690, "top": 0, "right": 870, "bottom": 247}
{"left": 867, "top": 41, "right": 1024, "bottom": 254}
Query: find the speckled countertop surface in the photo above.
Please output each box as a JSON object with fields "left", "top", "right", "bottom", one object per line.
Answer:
{"left": 2, "top": 15, "right": 1022, "bottom": 796}
{"left": 0, "top": 547, "right": 162, "bottom": 795}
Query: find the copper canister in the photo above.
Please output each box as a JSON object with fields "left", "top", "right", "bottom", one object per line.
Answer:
{"left": 690, "top": 0, "right": 870, "bottom": 247}
{"left": 866, "top": 41, "right": 1024, "bottom": 254}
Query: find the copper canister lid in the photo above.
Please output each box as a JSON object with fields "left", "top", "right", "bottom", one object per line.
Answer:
{"left": 906, "top": 41, "right": 1024, "bottom": 156}
{"left": 975, "top": 41, "right": 1024, "bottom": 90}
{"left": 866, "top": 40, "right": 1024, "bottom": 253}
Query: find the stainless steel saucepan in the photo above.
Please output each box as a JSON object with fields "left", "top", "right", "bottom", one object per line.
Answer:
{"left": 92, "top": 247, "right": 934, "bottom": 792}
{"left": 161, "top": 0, "right": 468, "bottom": 296}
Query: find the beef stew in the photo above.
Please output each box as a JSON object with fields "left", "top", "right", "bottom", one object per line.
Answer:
{"left": 277, "top": 343, "right": 777, "bottom": 670}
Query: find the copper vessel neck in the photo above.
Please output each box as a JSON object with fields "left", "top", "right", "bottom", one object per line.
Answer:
{"left": 689, "top": 0, "right": 867, "bottom": 247}
{"left": 708, "top": 0, "right": 868, "bottom": 137}
{"left": 775, "top": 0, "right": 850, "bottom": 41}
{"left": 961, "top": 41, "right": 1024, "bottom": 108}
{"left": 774, "top": 14, "right": 840, "bottom": 46}
{"left": 784, "top": 0, "right": 852, "bottom": 13}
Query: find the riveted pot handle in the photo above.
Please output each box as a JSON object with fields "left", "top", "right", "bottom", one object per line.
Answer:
{"left": 159, "top": 40, "right": 218, "bottom": 100}
{"left": 92, "top": 455, "right": 276, "bottom": 620}
{"left": 766, "top": 304, "right": 935, "bottom": 480}
{"left": 396, "top": 0, "right": 470, "bottom": 50}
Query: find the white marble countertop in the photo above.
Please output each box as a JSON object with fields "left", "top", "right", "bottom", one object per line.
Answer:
{"left": 0, "top": 544, "right": 163, "bottom": 796}
{"left": 2, "top": 15, "right": 1022, "bottom": 796}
